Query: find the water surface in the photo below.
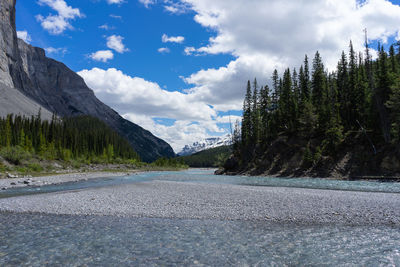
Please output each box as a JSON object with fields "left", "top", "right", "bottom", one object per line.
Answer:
{"left": 1, "top": 169, "right": 400, "bottom": 199}
{"left": 1, "top": 170, "right": 400, "bottom": 265}
{"left": 1, "top": 212, "right": 399, "bottom": 266}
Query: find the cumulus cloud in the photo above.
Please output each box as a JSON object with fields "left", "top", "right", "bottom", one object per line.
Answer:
{"left": 162, "top": 34, "right": 185, "bottom": 43}
{"left": 107, "top": 0, "right": 125, "bottom": 4}
{"left": 80, "top": 0, "right": 400, "bottom": 150}
{"left": 45, "top": 47, "right": 68, "bottom": 55}
{"left": 158, "top": 47, "right": 171, "bottom": 53}
{"left": 122, "top": 114, "right": 222, "bottom": 151}
{"left": 16, "top": 31, "right": 32, "bottom": 43}
{"left": 77, "top": 68, "right": 225, "bottom": 151}
{"left": 178, "top": 0, "right": 400, "bottom": 111}
{"left": 139, "top": 0, "right": 156, "bottom": 8}
{"left": 99, "top": 24, "right": 115, "bottom": 30}
{"left": 163, "top": 0, "right": 191, "bottom": 14}
{"left": 36, "top": 0, "right": 83, "bottom": 35}
{"left": 89, "top": 50, "right": 114, "bottom": 62}
{"left": 184, "top": 46, "right": 196, "bottom": 55}
{"left": 78, "top": 68, "right": 215, "bottom": 120}
{"left": 106, "top": 35, "right": 129, "bottom": 53}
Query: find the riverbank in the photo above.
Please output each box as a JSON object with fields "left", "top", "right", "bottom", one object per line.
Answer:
{"left": 0, "top": 171, "right": 138, "bottom": 190}
{"left": 220, "top": 134, "right": 400, "bottom": 180}
{"left": 1, "top": 179, "right": 399, "bottom": 225}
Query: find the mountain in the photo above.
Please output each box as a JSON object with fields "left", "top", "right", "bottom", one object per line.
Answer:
{"left": 179, "top": 145, "right": 232, "bottom": 167}
{"left": 178, "top": 135, "right": 232, "bottom": 156}
{"left": 0, "top": 0, "right": 174, "bottom": 162}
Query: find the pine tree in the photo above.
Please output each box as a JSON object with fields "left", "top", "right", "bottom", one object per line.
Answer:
{"left": 251, "top": 78, "right": 260, "bottom": 143}
{"left": 311, "top": 51, "right": 328, "bottom": 131}
{"left": 375, "top": 45, "right": 392, "bottom": 142}
{"left": 259, "top": 85, "right": 271, "bottom": 141}
{"left": 271, "top": 69, "right": 279, "bottom": 111}
{"left": 348, "top": 41, "right": 359, "bottom": 128}
{"left": 389, "top": 44, "right": 398, "bottom": 74}
{"left": 279, "top": 68, "right": 296, "bottom": 131}
{"left": 241, "top": 81, "right": 252, "bottom": 145}
{"left": 232, "top": 120, "right": 241, "bottom": 154}
{"left": 5, "top": 115, "right": 12, "bottom": 147}
{"left": 386, "top": 77, "right": 400, "bottom": 141}
{"left": 302, "top": 55, "right": 311, "bottom": 101}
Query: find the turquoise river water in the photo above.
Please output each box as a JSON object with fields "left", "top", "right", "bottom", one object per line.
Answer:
{"left": 0, "top": 169, "right": 399, "bottom": 266}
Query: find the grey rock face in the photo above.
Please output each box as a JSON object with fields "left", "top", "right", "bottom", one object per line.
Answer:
{"left": 0, "top": 0, "right": 17, "bottom": 87}
{"left": 0, "top": 0, "right": 175, "bottom": 162}
{"left": 0, "top": 82, "right": 53, "bottom": 120}
{"left": 15, "top": 40, "right": 174, "bottom": 161}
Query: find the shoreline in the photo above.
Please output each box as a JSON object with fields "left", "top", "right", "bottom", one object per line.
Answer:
{"left": 0, "top": 170, "right": 139, "bottom": 190}
{"left": 216, "top": 168, "right": 400, "bottom": 182}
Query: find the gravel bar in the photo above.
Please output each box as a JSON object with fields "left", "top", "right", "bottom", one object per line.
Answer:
{"left": 0, "top": 180, "right": 399, "bottom": 225}
{"left": 0, "top": 171, "right": 136, "bottom": 190}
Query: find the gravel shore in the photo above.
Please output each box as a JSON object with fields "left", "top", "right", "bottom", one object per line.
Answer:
{"left": 0, "top": 171, "right": 135, "bottom": 190}
{"left": 0, "top": 180, "right": 399, "bottom": 225}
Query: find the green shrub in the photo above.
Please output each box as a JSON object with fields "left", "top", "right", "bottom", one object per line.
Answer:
{"left": 313, "top": 146, "right": 322, "bottom": 164}
{"left": 0, "top": 146, "right": 31, "bottom": 165}
{"left": 302, "top": 146, "right": 313, "bottom": 168}
{"left": 27, "top": 163, "right": 44, "bottom": 172}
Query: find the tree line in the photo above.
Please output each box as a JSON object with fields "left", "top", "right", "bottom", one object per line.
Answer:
{"left": 0, "top": 113, "right": 140, "bottom": 163}
{"left": 233, "top": 38, "right": 400, "bottom": 164}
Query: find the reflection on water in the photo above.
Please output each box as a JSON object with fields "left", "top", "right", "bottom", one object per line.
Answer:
{"left": 1, "top": 212, "right": 400, "bottom": 266}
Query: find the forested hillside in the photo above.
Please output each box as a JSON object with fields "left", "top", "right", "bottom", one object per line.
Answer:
{"left": 0, "top": 114, "right": 140, "bottom": 164}
{"left": 179, "top": 145, "right": 232, "bottom": 167}
{"left": 223, "top": 39, "right": 400, "bottom": 178}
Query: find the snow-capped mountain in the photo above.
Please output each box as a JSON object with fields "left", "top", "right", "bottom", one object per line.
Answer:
{"left": 178, "top": 135, "right": 232, "bottom": 156}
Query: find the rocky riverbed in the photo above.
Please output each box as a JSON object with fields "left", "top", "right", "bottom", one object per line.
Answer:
{"left": 0, "top": 171, "right": 136, "bottom": 190}
{"left": 0, "top": 178, "right": 399, "bottom": 225}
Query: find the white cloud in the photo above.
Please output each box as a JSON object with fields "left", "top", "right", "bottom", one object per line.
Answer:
{"left": 77, "top": 68, "right": 223, "bottom": 151}
{"left": 99, "top": 24, "right": 115, "bottom": 30}
{"left": 122, "top": 114, "right": 221, "bottom": 152}
{"left": 158, "top": 47, "right": 171, "bottom": 53}
{"left": 177, "top": 0, "right": 400, "bottom": 111}
{"left": 106, "top": 35, "right": 129, "bottom": 53}
{"left": 163, "top": 0, "right": 191, "bottom": 14}
{"left": 89, "top": 50, "right": 114, "bottom": 62}
{"left": 162, "top": 33, "right": 185, "bottom": 43}
{"left": 107, "top": 0, "right": 125, "bottom": 4}
{"left": 78, "top": 68, "right": 215, "bottom": 120}
{"left": 139, "top": 0, "right": 156, "bottom": 8}
{"left": 110, "top": 14, "right": 122, "bottom": 19}
{"left": 184, "top": 46, "right": 196, "bottom": 55}
{"left": 45, "top": 47, "right": 68, "bottom": 55}
{"left": 36, "top": 0, "right": 83, "bottom": 35}
{"left": 83, "top": 0, "right": 400, "bottom": 151}
{"left": 16, "top": 31, "right": 32, "bottom": 43}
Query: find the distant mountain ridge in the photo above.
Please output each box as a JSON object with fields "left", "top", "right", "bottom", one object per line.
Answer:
{"left": 0, "top": 0, "right": 175, "bottom": 162}
{"left": 178, "top": 135, "right": 232, "bottom": 156}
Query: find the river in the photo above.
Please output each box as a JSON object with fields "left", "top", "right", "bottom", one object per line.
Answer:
{"left": 0, "top": 169, "right": 399, "bottom": 266}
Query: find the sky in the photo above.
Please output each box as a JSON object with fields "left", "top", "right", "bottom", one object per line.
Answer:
{"left": 15, "top": 0, "right": 400, "bottom": 152}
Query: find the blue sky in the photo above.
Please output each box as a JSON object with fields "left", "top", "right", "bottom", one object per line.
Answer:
{"left": 15, "top": 0, "right": 400, "bottom": 152}
{"left": 16, "top": 1, "right": 234, "bottom": 92}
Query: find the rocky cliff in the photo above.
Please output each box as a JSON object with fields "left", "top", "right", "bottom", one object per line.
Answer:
{"left": 0, "top": 0, "right": 18, "bottom": 87}
{"left": 0, "top": 0, "right": 175, "bottom": 162}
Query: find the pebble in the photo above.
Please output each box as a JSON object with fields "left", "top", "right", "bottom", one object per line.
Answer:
{"left": 0, "top": 180, "right": 398, "bottom": 226}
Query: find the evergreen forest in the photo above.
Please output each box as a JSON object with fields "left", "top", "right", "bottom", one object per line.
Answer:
{"left": 0, "top": 113, "right": 140, "bottom": 165}
{"left": 229, "top": 39, "right": 400, "bottom": 177}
